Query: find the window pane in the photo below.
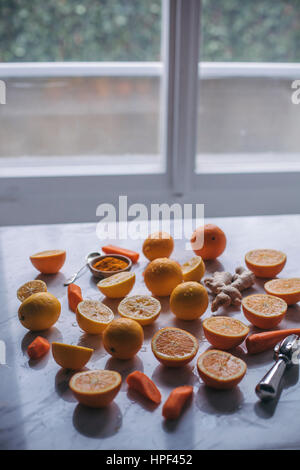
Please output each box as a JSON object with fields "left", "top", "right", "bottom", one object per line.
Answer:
{"left": 0, "top": 1, "right": 163, "bottom": 170}
{"left": 197, "top": 0, "right": 300, "bottom": 173}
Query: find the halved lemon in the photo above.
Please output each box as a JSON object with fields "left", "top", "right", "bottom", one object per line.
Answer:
{"left": 245, "top": 249, "right": 286, "bottom": 278}
{"left": 242, "top": 294, "right": 287, "bottom": 329}
{"left": 17, "top": 280, "right": 47, "bottom": 302}
{"left": 151, "top": 327, "right": 199, "bottom": 367}
{"left": 118, "top": 295, "right": 161, "bottom": 325}
{"left": 197, "top": 349, "right": 247, "bottom": 389}
{"left": 30, "top": 249, "right": 66, "bottom": 274}
{"left": 264, "top": 278, "right": 300, "bottom": 305}
{"left": 203, "top": 316, "right": 249, "bottom": 350}
{"left": 52, "top": 342, "right": 93, "bottom": 369}
{"left": 97, "top": 272, "right": 135, "bottom": 298}
{"left": 76, "top": 300, "right": 114, "bottom": 334}
{"left": 181, "top": 256, "right": 205, "bottom": 282}
{"left": 69, "top": 369, "right": 122, "bottom": 408}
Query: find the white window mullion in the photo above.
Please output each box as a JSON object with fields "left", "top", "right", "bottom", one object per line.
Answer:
{"left": 164, "top": 0, "right": 201, "bottom": 196}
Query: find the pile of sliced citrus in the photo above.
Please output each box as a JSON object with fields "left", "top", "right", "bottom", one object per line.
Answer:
{"left": 17, "top": 226, "right": 300, "bottom": 418}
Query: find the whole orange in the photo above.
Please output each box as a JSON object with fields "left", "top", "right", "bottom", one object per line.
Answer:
{"left": 191, "top": 224, "right": 226, "bottom": 260}
{"left": 144, "top": 258, "right": 183, "bottom": 296}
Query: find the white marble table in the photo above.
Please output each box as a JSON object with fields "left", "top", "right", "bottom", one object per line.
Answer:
{"left": 1, "top": 215, "right": 300, "bottom": 450}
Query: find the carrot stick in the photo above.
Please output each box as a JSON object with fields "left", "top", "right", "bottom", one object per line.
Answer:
{"left": 126, "top": 371, "right": 161, "bottom": 404}
{"left": 68, "top": 283, "right": 83, "bottom": 313}
{"left": 246, "top": 329, "right": 300, "bottom": 354}
{"left": 102, "top": 245, "right": 139, "bottom": 264}
{"left": 27, "top": 336, "right": 50, "bottom": 360}
{"left": 162, "top": 386, "right": 193, "bottom": 420}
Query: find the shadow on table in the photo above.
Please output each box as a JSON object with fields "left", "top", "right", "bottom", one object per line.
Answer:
{"left": 21, "top": 327, "right": 63, "bottom": 370}
{"left": 55, "top": 368, "right": 78, "bottom": 403}
{"left": 73, "top": 402, "right": 122, "bottom": 439}
{"left": 35, "top": 272, "right": 67, "bottom": 298}
{"left": 254, "top": 363, "right": 299, "bottom": 419}
{"left": 195, "top": 385, "right": 244, "bottom": 415}
{"left": 152, "top": 364, "right": 198, "bottom": 388}
{"left": 105, "top": 356, "right": 144, "bottom": 390}
{"left": 127, "top": 388, "right": 159, "bottom": 412}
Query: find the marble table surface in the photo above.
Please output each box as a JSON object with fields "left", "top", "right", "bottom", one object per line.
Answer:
{"left": 1, "top": 214, "right": 300, "bottom": 450}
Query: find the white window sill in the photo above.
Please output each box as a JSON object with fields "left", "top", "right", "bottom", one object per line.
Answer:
{"left": 195, "top": 153, "right": 300, "bottom": 174}
{"left": 0, "top": 154, "right": 164, "bottom": 177}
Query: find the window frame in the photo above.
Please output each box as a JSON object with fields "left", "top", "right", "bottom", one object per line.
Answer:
{"left": 0, "top": 0, "right": 300, "bottom": 226}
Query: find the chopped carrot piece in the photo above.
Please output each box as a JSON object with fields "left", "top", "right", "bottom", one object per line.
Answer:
{"left": 102, "top": 245, "right": 139, "bottom": 264}
{"left": 27, "top": 336, "right": 50, "bottom": 360}
{"left": 246, "top": 329, "right": 300, "bottom": 354}
{"left": 126, "top": 371, "right": 161, "bottom": 404}
{"left": 68, "top": 283, "right": 83, "bottom": 313}
{"left": 162, "top": 386, "right": 193, "bottom": 420}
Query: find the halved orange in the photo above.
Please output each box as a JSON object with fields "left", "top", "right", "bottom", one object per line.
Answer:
{"left": 197, "top": 349, "right": 247, "bottom": 389}
{"left": 97, "top": 271, "right": 135, "bottom": 298}
{"left": 52, "top": 342, "right": 93, "bottom": 369}
{"left": 245, "top": 249, "right": 286, "bottom": 278}
{"left": 264, "top": 278, "right": 300, "bottom": 306}
{"left": 181, "top": 256, "right": 205, "bottom": 282}
{"left": 76, "top": 300, "right": 114, "bottom": 334}
{"left": 151, "top": 327, "right": 198, "bottom": 367}
{"left": 69, "top": 369, "right": 122, "bottom": 408}
{"left": 17, "top": 280, "right": 47, "bottom": 302}
{"left": 118, "top": 295, "right": 161, "bottom": 325}
{"left": 203, "top": 316, "right": 249, "bottom": 350}
{"left": 242, "top": 294, "right": 287, "bottom": 329}
{"left": 30, "top": 249, "right": 66, "bottom": 274}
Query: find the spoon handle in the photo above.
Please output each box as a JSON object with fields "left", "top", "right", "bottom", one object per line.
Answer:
{"left": 255, "top": 357, "right": 287, "bottom": 401}
{"left": 63, "top": 264, "right": 87, "bottom": 286}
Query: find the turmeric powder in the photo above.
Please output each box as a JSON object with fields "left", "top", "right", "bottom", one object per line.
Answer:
{"left": 93, "top": 256, "right": 128, "bottom": 272}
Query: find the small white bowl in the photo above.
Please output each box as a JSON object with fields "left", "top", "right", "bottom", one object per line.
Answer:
{"left": 88, "top": 254, "right": 132, "bottom": 279}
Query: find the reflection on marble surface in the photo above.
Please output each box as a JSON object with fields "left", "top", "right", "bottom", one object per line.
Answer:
{"left": 1, "top": 215, "right": 300, "bottom": 449}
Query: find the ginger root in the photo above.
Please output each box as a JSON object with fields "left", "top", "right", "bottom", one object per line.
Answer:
{"left": 204, "top": 267, "right": 255, "bottom": 312}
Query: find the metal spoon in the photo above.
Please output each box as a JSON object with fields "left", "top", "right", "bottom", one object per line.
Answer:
{"left": 63, "top": 252, "right": 100, "bottom": 286}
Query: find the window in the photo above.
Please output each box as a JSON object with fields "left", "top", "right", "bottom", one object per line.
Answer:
{"left": 0, "top": 1, "right": 164, "bottom": 174}
{"left": 0, "top": 0, "right": 299, "bottom": 226}
{"left": 196, "top": 0, "right": 300, "bottom": 174}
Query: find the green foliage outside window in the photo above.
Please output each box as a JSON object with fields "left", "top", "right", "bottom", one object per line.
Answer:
{"left": 0, "top": 0, "right": 299, "bottom": 62}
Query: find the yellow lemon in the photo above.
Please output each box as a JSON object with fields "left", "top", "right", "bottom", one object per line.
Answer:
{"left": 170, "top": 281, "right": 208, "bottom": 320}
{"left": 103, "top": 318, "right": 144, "bottom": 359}
{"left": 17, "top": 280, "right": 47, "bottom": 302}
{"left": 76, "top": 300, "right": 114, "bottom": 334}
{"left": 52, "top": 342, "right": 93, "bottom": 369}
{"left": 18, "top": 292, "right": 61, "bottom": 331}
{"left": 97, "top": 272, "right": 135, "bottom": 298}
{"left": 182, "top": 256, "right": 205, "bottom": 282}
{"left": 69, "top": 370, "right": 121, "bottom": 408}
{"left": 142, "top": 231, "right": 174, "bottom": 261}
{"left": 144, "top": 258, "right": 182, "bottom": 296}
{"left": 118, "top": 295, "right": 161, "bottom": 325}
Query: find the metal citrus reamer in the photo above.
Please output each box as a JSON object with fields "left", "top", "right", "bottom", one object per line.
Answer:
{"left": 255, "top": 334, "right": 300, "bottom": 401}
